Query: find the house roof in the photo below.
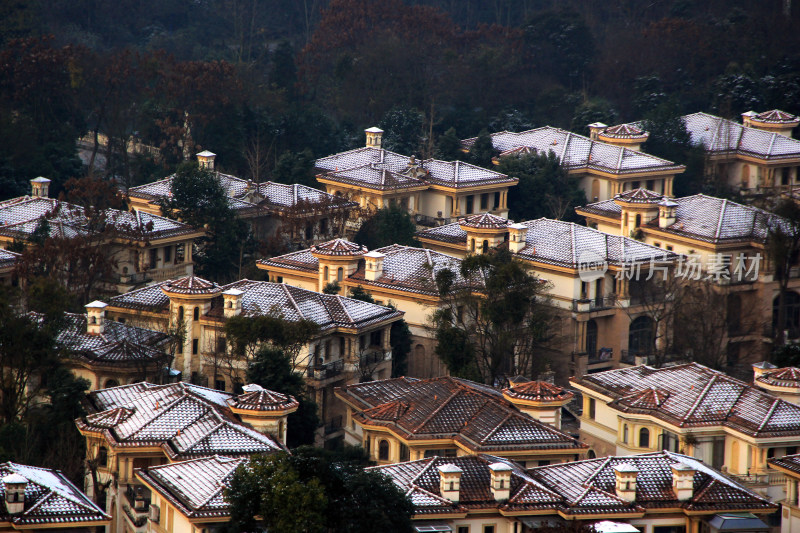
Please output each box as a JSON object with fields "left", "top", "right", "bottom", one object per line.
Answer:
{"left": 461, "top": 127, "right": 684, "bottom": 176}
{"left": 161, "top": 275, "right": 222, "bottom": 296}
{"left": 369, "top": 454, "right": 562, "bottom": 515}
{"left": 107, "top": 277, "right": 403, "bottom": 332}
{"left": 310, "top": 238, "right": 368, "bottom": 256}
{"left": 34, "top": 312, "right": 170, "bottom": 367}
{"left": 0, "top": 462, "right": 109, "bottom": 526}
{"left": 226, "top": 384, "right": 299, "bottom": 412}
{"left": 459, "top": 212, "right": 513, "bottom": 230}
{"left": 0, "top": 196, "right": 199, "bottom": 242}
{"left": 137, "top": 455, "right": 244, "bottom": 519}
{"left": 502, "top": 381, "right": 574, "bottom": 403}
{"left": 315, "top": 147, "right": 517, "bottom": 190}
{"left": 527, "top": 451, "right": 776, "bottom": 515}
{"left": 768, "top": 453, "right": 800, "bottom": 475}
{"left": 578, "top": 190, "right": 787, "bottom": 245}
{"left": 261, "top": 242, "right": 481, "bottom": 297}
{"left": 373, "top": 451, "right": 774, "bottom": 517}
{"left": 76, "top": 382, "right": 286, "bottom": 460}
{"left": 336, "top": 376, "right": 586, "bottom": 453}
{"left": 417, "top": 217, "right": 678, "bottom": 269}
{"left": 751, "top": 109, "right": 800, "bottom": 125}
{"left": 128, "top": 172, "right": 354, "bottom": 215}
{"left": 599, "top": 124, "right": 649, "bottom": 140}
{"left": 0, "top": 248, "right": 20, "bottom": 270}
{"left": 755, "top": 367, "right": 800, "bottom": 389}
{"left": 571, "top": 363, "right": 800, "bottom": 438}
{"left": 683, "top": 112, "right": 800, "bottom": 161}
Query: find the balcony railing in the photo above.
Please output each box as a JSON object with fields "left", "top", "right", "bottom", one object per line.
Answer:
{"left": 312, "top": 359, "right": 345, "bottom": 379}
{"left": 572, "top": 296, "right": 616, "bottom": 312}
{"left": 359, "top": 350, "right": 387, "bottom": 367}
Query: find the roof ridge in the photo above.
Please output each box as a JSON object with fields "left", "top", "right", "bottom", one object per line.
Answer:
{"left": 682, "top": 373, "right": 719, "bottom": 424}
{"left": 767, "top": 132, "right": 777, "bottom": 157}
{"left": 281, "top": 284, "right": 304, "bottom": 320}
{"left": 757, "top": 398, "right": 782, "bottom": 433}
{"left": 413, "top": 387, "right": 462, "bottom": 432}
{"left": 583, "top": 456, "right": 614, "bottom": 486}
{"left": 714, "top": 199, "right": 727, "bottom": 240}
{"left": 335, "top": 295, "right": 354, "bottom": 324}
{"left": 478, "top": 410, "right": 515, "bottom": 444}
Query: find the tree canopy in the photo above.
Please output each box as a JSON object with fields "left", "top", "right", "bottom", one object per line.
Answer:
{"left": 353, "top": 204, "right": 420, "bottom": 250}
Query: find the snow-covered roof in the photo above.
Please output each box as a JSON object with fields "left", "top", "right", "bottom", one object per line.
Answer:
{"left": 462, "top": 127, "right": 684, "bottom": 176}
{"left": 0, "top": 462, "right": 109, "bottom": 526}
{"left": 683, "top": 112, "right": 800, "bottom": 161}
{"left": 76, "top": 382, "right": 286, "bottom": 460}
{"left": 107, "top": 276, "right": 403, "bottom": 333}
{"left": 572, "top": 363, "right": 800, "bottom": 438}
{"left": 0, "top": 248, "right": 20, "bottom": 270}
{"left": 336, "top": 376, "right": 586, "bottom": 453}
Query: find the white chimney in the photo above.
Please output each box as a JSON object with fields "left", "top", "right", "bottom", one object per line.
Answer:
{"left": 364, "top": 251, "right": 385, "bottom": 281}
{"left": 488, "top": 463, "right": 512, "bottom": 501}
{"left": 741, "top": 110, "right": 757, "bottom": 128}
{"left": 438, "top": 464, "right": 462, "bottom": 503}
{"left": 3, "top": 473, "right": 27, "bottom": 515}
{"left": 196, "top": 150, "right": 216, "bottom": 170}
{"left": 671, "top": 462, "right": 696, "bottom": 501}
{"left": 30, "top": 177, "right": 51, "bottom": 198}
{"left": 613, "top": 463, "right": 638, "bottom": 502}
{"left": 86, "top": 301, "right": 108, "bottom": 335}
{"left": 508, "top": 223, "right": 528, "bottom": 254}
{"left": 223, "top": 288, "right": 244, "bottom": 318}
{"left": 658, "top": 199, "right": 677, "bottom": 229}
{"left": 365, "top": 127, "right": 383, "bottom": 149}
{"left": 588, "top": 122, "right": 607, "bottom": 141}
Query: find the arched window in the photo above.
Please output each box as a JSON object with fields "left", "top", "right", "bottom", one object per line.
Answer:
{"left": 742, "top": 165, "right": 750, "bottom": 188}
{"left": 639, "top": 427, "right": 650, "bottom": 448}
{"left": 178, "top": 306, "right": 184, "bottom": 322}
{"left": 193, "top": 307, "right": 200, "bottom": 320}
{"left": 591, "top": 179, "right": 600, "bottom": 201}
{"left": 585, "top": 319, "right": 598, "bottom": 356}
{"left": 635, "top": 214, "right": 642, "bottom": 227}
{"left": 623, "top": 424, "right": 629, "bottom": 443}
{"left": 337, "top": 267, "right": 344, "bottom": 282}
{"left": 90, "top": 316, "right": 97, "bottom": 324}
{"left": 587, "top": 449, "right": 597, "bottom": 459}
{"left": 104, "top": 379, "right": 119, "bottom": 389}
{"left": 628, "top": 316, "right": 655, "bottom": 355}
{"left": 470, "top": 239, "right": 475, "bottom": 252}
{"left": 324, "top": 266, "right": 329, "bottom": 281}
{"left": 774, "top": 291, "right": 800, "bottom": 338}
{"left": 482, "top": 240, "right": 489, "bottom": 253}
{"left": 98, "top": 446, "right": 108, "bottom": 467}
{"left": 233, "top": 378, "right": 244, "bottom": 395}
{"left": 378, "top": 440, "right": 390, "bottom": 461}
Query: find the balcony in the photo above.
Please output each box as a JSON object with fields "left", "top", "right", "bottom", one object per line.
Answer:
{"left": 122, "top": 484, "right": 150, "bottom": 530}
{"left": 359, "top": 350, "right": 387, "bottom": 367}
{"left": 312, "top": 359, "right": 345, "bottom": 380}
{"left": 149, "top": 263, "right": 193, "bottom": 282}
{"left": 572, "top": 296, "right": 616, "bottom": 312}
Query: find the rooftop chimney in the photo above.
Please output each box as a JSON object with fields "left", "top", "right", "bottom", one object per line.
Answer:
{"left": 508, "top": 223, "right": 528, "bottom": 254}
{"left": 196, "top": 150, "right": 216, "bottom": 170}
{"left": 438, "top": 464, "right": 462, "bottom": 503}
{"left": 613, "top": 463, "right": 638, "bottom": 502}
{"left": 85, "top": 301, "right": 108, "bottom": 335}
{"left": 3, "top": 473, "right": 27, "bottom": 515}
{"left": 658, "top": 198, "right": 678, "bottom": 229}
{"left": 365, "top": 127, "right": 383, "bottom": 149}
{"left": 222, "top": 288, "right": 244, "bottom": 318}
{"left": 364, "top": 251, "right": 386, "bottom": 281}
{"left": 741, "top": 111, "right": 758, "bottom": 128}
{"left": 671, "top": 462, "right": 696, "bottom": 501}
{"left": 30, "top": 177, "right": 51, "bottom": 198}
{"left": 488, "top": 462, "right": 512, "bottom": 501}
{"left": 588, "top": 122, "right": 608, "bottom": 141}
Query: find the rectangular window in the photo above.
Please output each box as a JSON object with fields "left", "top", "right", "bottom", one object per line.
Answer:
{"left": 588, "top": 398, "right": 596, "bottom": 419}
{"left": 654, "top": 242, "right": 661, "bottom": 248}
{"left": 175, "top": 243, "right": 185, "bottom": 263}
{"left": 483, "top": 526, "right": 495, "bottom": 533}
{"left": 192, "top": 339, "right": 199, "bottom": 355}
{"left": 370, "top": 329, "right": 382, "bottom": 347}
{"left": 217, "top": 337, "right": 226, "bottom": 352}
{"left": 164, "top": 245, "right": 172, "bottom": 264}
{"left": 149, "top": 248, "right": 158, "bottom": 269}
{"left": 666, "top": 245, "right": 674, "bottom": 251}
{"left": 466, "top": 195, "right": 474, "bottom": 214}
{"left": 480, "top": 193, "right": 488, "bottom": 210}
{"left": 215, "top": 378, "right": 225, "bottom": 391}
{"left": 646, "top": 180, "right": 654, "bottom": 191}
{"left": 458, "top": 527, "right": 470, "bottom": 533}
{"left": 359, "top": 335, "right": 366, "bottom": 351}
{"left": 494, "top": 192, "right": 500, "bottom": 209}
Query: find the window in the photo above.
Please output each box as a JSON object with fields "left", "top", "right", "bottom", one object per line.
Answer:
{"left": 458, "top": 527, "right": 470, "bottom": 533}
{"left": 192, "top": 339, "right": 199, "bottom": 354}
{"left": 646, "top": 180, "right": 654, "bottom": 190}
{"left": 164, "top": 245, "right": 172, "bottom": 264}
{"left": 654, "top": 242, "right": 661, "bottom": 248}
{"left": 666, "top": 245, "right": 673, "bottom": 251}
{"left": 193, "top": 307, "right": 200, "bottom": 320}
{"left": 586, "top": 319, "right": 598, "bottom": 356}
{"left": 537, "top": 460, "right": 551, "bottom": 466}
{"left": 337, "top": 267, "right": 344, "bottom": 282}
{"left": 635, "top": 214, "right": 642, "bottom": 227}
{"left": 783, "top": 167, "right": 790, "bottom": 185}
{"left": 494, "top": 192, "right": 500, "bottom": 209}
{"left": 175, "top": 243, "right": 185, "bottom": 263}
{"left": 370, "top": 329, "right": 383, "bottom": 347}
{"left": 483, "top": 526, "right": 495, "bottom": 533}
{"left": 628, "top": 316, "right": 655, "bottom": 355}
{"left": 178, "top": 306, "right": 184, "bottom": 323}
{"left": 324, "top": 266, "right": 329, "bottom": 281}
{"left": 104, "top": 379, "right": 119, "bottom": 388}
{"left": 480, "top": 193, "right": 488, "bottom": 210}
{"left": 149, "top": 248, "right": 158, "bottom": 269}
{"left": 470, "top": 239, "right": 475, "bottom": 252}
{"left": 639, "top": 427, "right": 650, "bottom": 448}
{"left": 215, "top": 378, "right": 225, "bottom": 391}
{"left": 482, "top": 240, "right": 489, "bottom": 253}
{"left": 400, "top": 443, "right": 410, "bottom": 462}
{"left": 588, "top": 398, "right": 596, "bottom": 419}
{"left": 774, "top": 291, "right": 800, "bottom": 338}
{"left": 233, "top": 378, "right": 244, "bottom": 394}
{"left": 305, "top": 225, "right": 312, "bottom": 240}
{"left": 98, "top": 446, "right": 108, "bottom": 467}
{"left": 378, "top": 440, "right": 390, "bottom": 461}
{"left": 217, "top": 337, "right": 226, "bottom": 352}
{"left": 320, "top": 218, "right": 328, "bottom": 234}
{"left": 623, "top": 424, "right": 629, "bottom": 443}
{"left": 466, "top": 195, "right": 474, "bottom": 214}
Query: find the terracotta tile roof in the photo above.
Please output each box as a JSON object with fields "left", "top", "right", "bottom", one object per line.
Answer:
{"left": 751, "top": 109, "right": 800, "bottom": 125}
{"left": 459, "top": 212, "right": 513, "bottom": 230}
{"left": 310, "top": 238, "right": 368, "bottom": 256}
{"left": 572, "top": 363, "right": 800, "bottom": 437}
{"left": 315, "top": 147, "right": 516, "bottom": 190}
{"left": 503, "top": 381, "right": 574, "bottom": 403}
{"left": 137, "top": 455, "right": 245, "bottom": 519}
{"left": 0, "top": 462, "right": 109, "bottom": 526}
{"left": 462, "top": 127, "right": 683, "bottom": 175}
{"left": 600, "top": 124, "right": 648, "bottom": 140}
{"left": 0, "top": 248, "right": 20, "bottom": 269}
{"left": 161, "top": 275, "right": 222, "bottom": 296}
{"left": 77, "top": 382, "right": 286, "bottom": 460}
{"left": 337, "top": 376, "right": 585, "bottom": 452}
{"left": 614, "top": 188, "right": 663, "bottom": 204}
{"left": 226, "top": 384, "right": 299, "bottom": 412}
{"left": 0, "top": 196, "right": 199, "bottom": 241}
{"left": 579, "top": 190, "right": 786, "bottom": 245}
{"left": 768, "top": 453, "right": 800, "bottom": 475}
{"left": 528, "top": 451, "right": 776, "bottom": 515}
{"left": 128, "top": 172, "right": 354, "bottom": 214}
{"left": 683, "top": 112, "right": 800, "bottom": 160}
{"left": 756, "top": 367, "right": 800, "bottom": 389}
{"left": 369, "top": 454, "right": 562, "bottom": 515}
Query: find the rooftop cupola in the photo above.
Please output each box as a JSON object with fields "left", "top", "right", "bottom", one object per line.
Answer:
{"left": 365, "top": 127, "right": 383, "bottom": 149}
{"left": 508, "top": 223, "right": 528, "bottom": 254}
{"left": 747, "top": 109, "right": 800, "bottom": 137}
{"left": 364, "top": 251, "right": 386, "bottom": 281}
{"left": 85, "top": 301, "right": 108, "bottom": 335}
{"left": 30, "top": 177, "right": 51, "bottom": 198}
{"left": 613, "top": 189, "right": 663, "bottom": 237}
{"left": 598, "top": 124, "right": 650, "bottom": 151}
{"left": 671, "top": 462, "right": 696, "bottom": 501}
{"left": 226, "top": 383, "right": 299, "bottom": 445}
{"left": 502, "top": 380, "right": 574, "bottom": 429}
{"left": 437, "top": 464, "right": 462, "bottom": 503}
{"left": 3, "top": 473, "right": 27, "bottom": 515}
{"left": 488, "top": 462, "right": 512, "bottom": 501}
{"left": 459, "top": 213, "right": 512, "bottom": 255}
{"left": 196, "top": 150, "right": 216, "bottom": 170}
{"left": 588, "top": 122, "right": 608, "bottom": 141}
{"left": 613, "top": 463, "right": 638, "bottom": 502}
{"left": 310, "top": 239, "right": 367, "bottom": 291}
{"left": 222, "top": 288, "right": 244, "bottom": 318}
